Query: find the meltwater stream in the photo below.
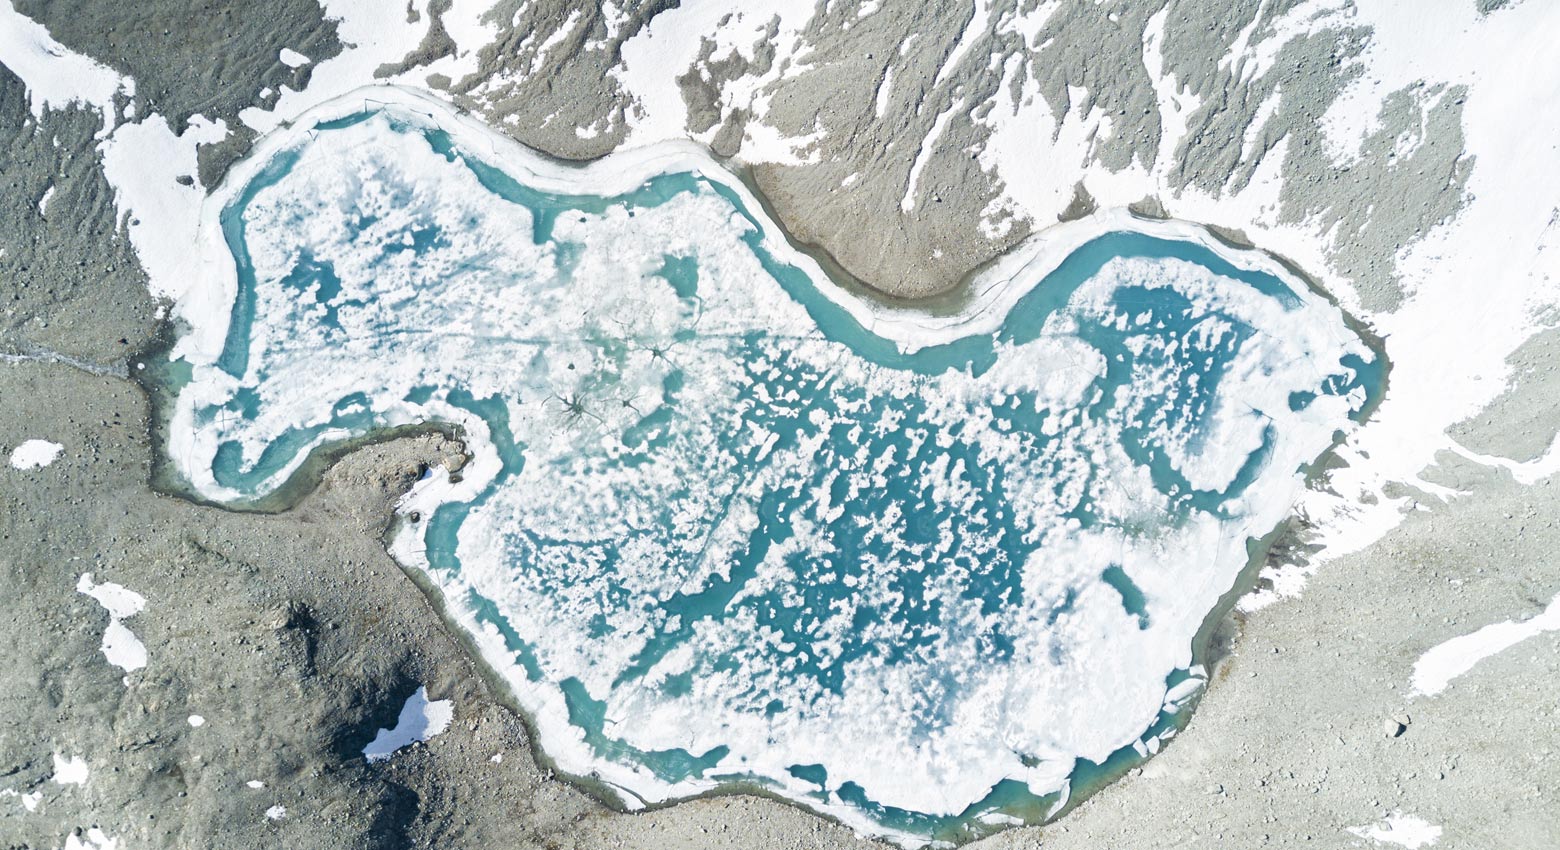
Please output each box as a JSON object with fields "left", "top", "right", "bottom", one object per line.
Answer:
{"left": 160, "top": 97, "right": 1381, "bottom": 845}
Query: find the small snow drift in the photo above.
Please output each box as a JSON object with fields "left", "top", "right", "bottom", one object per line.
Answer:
{"left": 363, "top": 686, "right": 454, "bottom": 762}
{"left": 9, "top": 439, "right": 63, "bottom": 469}
{"left": 63, "top": 827, "right": 119, "bottom": 850}
{"left": 76, "top": 573, "right": 148, "bottom": 674}
{"left": 51, "top": 753, "right": 89, "bottom": 785}
{"left": 1348, "top": 812, "right": 1442, "bottom": 849}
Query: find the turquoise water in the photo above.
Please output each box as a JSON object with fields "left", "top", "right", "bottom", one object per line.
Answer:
{"left": 175, "top": 108, "right": 1383, "bottom": 844}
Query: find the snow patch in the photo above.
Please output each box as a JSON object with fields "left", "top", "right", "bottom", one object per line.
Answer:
{"left": 1, "top": 788, "right": 34, "bottom": 811}
{"left": 51, "top": 754, "right": 88, "bottom": 786}
{"left": 430, "top": 0, "right": 502, "bottom": 83}
{"left": 932, "top": 0, "right": 991, "bottom": 89}
{"left": 279, "top": 48, "right": 311, "bottom": 68}
{"left": 99, "top": 115, "right": 229, "bottom": 309}
{"left": 1143, "top": 6, "right": 1203, "bottom": 179}
{"left": 901, "top": 98, "right": 962, "bottom": 212}
{"left": 1348, "top": 812, "right": 1443, "bottom": 849}
{"left": 363, "top": 686, "right": 454, "bottom": 761}
{"left": 76, "top": 573, "right": 148, "bottom": 674}
{"left": 873, "top": 66, "right": 894, "bottom": 119}
{"left": 237, "top": 0, "right": 446, "bottom": 134}
{"left": 0, "top": 3, "right": 133, "bottom": 132}
{"left": 1411, "top": 592, "right": 1560, "bottom": 697}
{"left": 609, "top": 0, "right": 823, "bottom": 162}
{"left": 62, "top": 828, "right": 118, "bottom": 850}
{"left": 10, "top": 439, "right": 63, "bottom": 469}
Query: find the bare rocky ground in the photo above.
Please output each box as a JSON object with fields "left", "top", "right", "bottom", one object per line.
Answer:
{"left": 3, "top": 1, "right": 1558, "bottom": 848}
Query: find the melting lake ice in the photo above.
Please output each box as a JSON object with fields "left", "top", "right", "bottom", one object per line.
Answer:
{"left": 163, "top": 100, "right": 1380, "bottom": 845}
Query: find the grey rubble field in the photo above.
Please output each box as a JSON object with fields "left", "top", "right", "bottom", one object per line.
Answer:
{"left": 2, "top": 1, "right": 1558, "bottom": 849}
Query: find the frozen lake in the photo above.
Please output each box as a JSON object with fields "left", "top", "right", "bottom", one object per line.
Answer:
{"left": 159, "top": 94, "right": 1381, "bottom": 845}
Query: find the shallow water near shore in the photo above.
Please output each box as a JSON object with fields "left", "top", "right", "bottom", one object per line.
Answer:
{"left": 157, "top": 102, "right": 1383, "bottom": 845}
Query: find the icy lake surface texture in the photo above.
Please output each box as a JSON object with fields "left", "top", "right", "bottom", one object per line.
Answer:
{"left": 166, "top": 105, "right": 1379, "bottom": 843}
